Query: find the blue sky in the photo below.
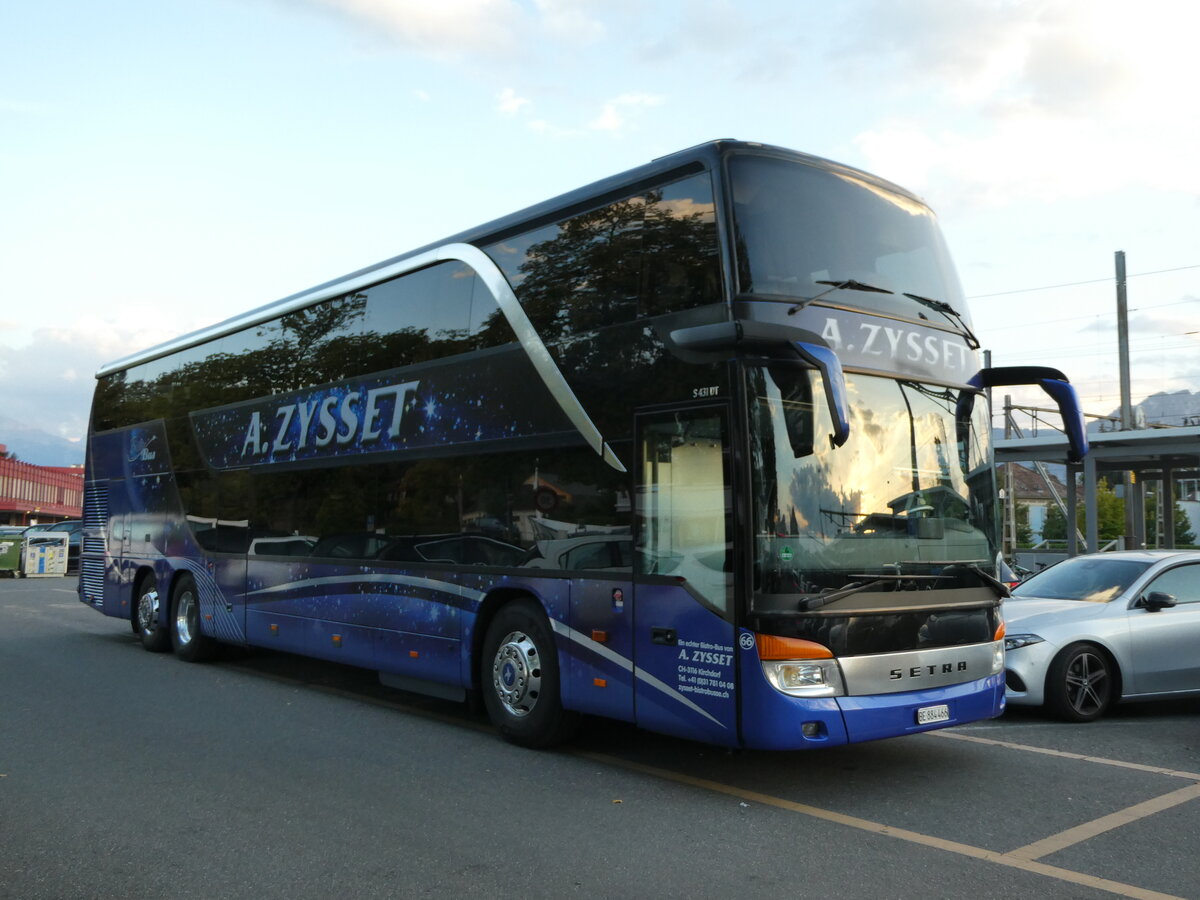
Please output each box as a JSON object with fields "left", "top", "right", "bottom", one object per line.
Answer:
{"left": 3, "top": 0, "right": 1198, "bottom": 446}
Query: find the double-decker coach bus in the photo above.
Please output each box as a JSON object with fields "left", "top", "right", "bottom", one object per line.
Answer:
{"left": 80, "top": 140, "right": 1087, "bottom": 749}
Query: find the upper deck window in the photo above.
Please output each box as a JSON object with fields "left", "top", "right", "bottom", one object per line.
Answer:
{"left": 730, "top": 154, "right": 969, "bottom": 325}
{"left": 482, "top": 171, "right": 721, "bottom": 341}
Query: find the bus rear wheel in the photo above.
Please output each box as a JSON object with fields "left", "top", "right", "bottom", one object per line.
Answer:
{"left": 171, "top": 574, "right": 217, "bottom": 662}
{"left": 481, "top": 600, "right": 578, "bottom": 748}
{"left": 135, "top": 576, "right": 170, "bottom": 653}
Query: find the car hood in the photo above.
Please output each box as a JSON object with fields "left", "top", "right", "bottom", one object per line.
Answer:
{"left": 1002, "top": 597, "right": 1110, "bottom": 631}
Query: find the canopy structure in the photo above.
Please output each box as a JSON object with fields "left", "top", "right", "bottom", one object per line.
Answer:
{"left": 995, "top": 425, "right": 1200, "bottom": 555}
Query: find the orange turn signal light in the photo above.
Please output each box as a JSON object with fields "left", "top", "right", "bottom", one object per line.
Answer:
{"left": 994, "top": 621, "right": 1006, "bottom": 641}
{"left": 756, "top": 634, "right": 833, "bottom": 660}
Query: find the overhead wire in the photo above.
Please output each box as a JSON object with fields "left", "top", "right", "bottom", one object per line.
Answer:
{"left": 966, "top": 263, "right": 1200, "bottom": 300}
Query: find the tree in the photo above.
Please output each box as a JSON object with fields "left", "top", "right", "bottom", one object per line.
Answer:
{"left": 1014, "top": 501, "right": 1033, "bottom": 547}
{"left": 1145, "top": 488, "right": 1197, "bottom": 547}
{"left": 1042, "top": 478, "right": 1125, "bottom": 542}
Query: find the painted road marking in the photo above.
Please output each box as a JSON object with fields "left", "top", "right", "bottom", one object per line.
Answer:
{"left": 576, "top": 751, "right": 1187, "bottom": 900}
{"left": 1007, "top": 782, "right": 1200, "bottom": 861}
{"left": 932, "top": 729, "right": 1200, "bottom": 781}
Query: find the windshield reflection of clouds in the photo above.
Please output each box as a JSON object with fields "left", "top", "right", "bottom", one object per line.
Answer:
{"left": 730, "top": 155, "right": 967, "bottom": 323}
{"left": 752, "top": 369, "right": 998, "bottom": 600}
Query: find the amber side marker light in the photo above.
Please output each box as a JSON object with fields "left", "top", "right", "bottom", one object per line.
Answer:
{"left": 756, "top": 634, "right": 833, "bottom": 660}
{"left": 994, "top": 622, "right": 1006, "bottom": 641}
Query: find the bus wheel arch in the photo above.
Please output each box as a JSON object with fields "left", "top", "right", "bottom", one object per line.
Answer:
{"left": 133, "top": 567, "right": 170, "bottom": 652}
{"left": 168, "top": 571, "right": 217, "bottom": 663}
{"left": 477, "top": 592, "right": 579, "bottom": 748}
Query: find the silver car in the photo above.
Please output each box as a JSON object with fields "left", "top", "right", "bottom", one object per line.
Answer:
{"left": 1002, "top": 550, "right": 1200, "bottom": 721}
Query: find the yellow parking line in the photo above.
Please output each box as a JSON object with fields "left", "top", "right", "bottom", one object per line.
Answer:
{"left": 1008, "top": 782, "right": 1200, "bottom": 861}
{"left": 931, "top": 730, "right": 1200, "bottom": 781}
{"left": 575, "top": 751, "right": 1187, "bottom": 900}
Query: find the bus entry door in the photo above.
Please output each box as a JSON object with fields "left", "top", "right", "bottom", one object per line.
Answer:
{"left": 633, "top": 405, "right": 738, "bottom": 746}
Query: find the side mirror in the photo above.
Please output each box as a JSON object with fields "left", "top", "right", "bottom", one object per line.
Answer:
{"left": 956, "top": 366, "right": 1089, "bottom": 462}
{"left": 1140, "top": 591, "right": 1177, "bottom": 612}
{"left": 793, "top": 342, "right": 850, "bottom": 448}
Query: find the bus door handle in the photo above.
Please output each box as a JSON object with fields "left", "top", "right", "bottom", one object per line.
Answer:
{"left": 651, "top": 627, "right": 677, "bottom": 646}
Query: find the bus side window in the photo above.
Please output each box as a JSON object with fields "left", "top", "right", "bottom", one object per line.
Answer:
{"left": 360, "top": 262, "right": 475, "bottom": 370}
{"left": 638, "top": 172, "right": 721, "bottom": 317}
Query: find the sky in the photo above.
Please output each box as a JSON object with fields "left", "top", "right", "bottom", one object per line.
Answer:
{"left": 3, "top": 0, "right": 1199, "bottom": 453}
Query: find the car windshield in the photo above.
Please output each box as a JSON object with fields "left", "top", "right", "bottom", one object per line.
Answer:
{"left": 1011, "top": 557, "right": 1152, "bottom": 603}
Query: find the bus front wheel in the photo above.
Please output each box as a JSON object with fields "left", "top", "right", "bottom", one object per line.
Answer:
{"left": 171, "top": 574, "right": 217, "bottom": 662}
{"left": 481, "top": 600, "right": 578, "bottom": 748}
{"left": 135, "top": 577, "right": 170, "bottom": 653}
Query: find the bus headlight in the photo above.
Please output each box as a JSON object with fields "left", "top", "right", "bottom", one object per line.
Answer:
{"left": 762, "top": 659, "right": 845, "bottom": 697}
{"left": 991, "top": 641, "right": 1004, "bottom": 675}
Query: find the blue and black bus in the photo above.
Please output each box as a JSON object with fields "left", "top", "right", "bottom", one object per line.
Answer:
{"left": 80, "top": 140, "right": 1087, "bottom": 749}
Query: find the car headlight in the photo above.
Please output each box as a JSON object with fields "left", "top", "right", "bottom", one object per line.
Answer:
{"left": 1004, "top": 634, "right": 1044, "bottom": 652}
{"left": 761, "top": 659, "right": 845, "bottom": 697}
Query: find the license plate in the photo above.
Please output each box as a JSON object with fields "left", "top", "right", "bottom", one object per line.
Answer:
{"left": 916, "top": 704, "right": 950, "bottom": 725}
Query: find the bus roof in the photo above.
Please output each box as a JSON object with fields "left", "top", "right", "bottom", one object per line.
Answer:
{"left": 97, "top": 140, "right": 923, "bottom": 378}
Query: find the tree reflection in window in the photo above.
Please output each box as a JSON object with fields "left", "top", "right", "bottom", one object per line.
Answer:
{"left": 483, "top": 171, "right": 721, "bottom": 345}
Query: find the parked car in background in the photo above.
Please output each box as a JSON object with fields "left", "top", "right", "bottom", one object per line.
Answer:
{"left": 1002, "top": 550, "right": 1200, "bottom": 721}
{"left": 23, "top": 520, "right": 82, "bottom": 573}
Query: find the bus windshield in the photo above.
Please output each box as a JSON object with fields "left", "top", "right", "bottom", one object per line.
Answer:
{"left": 730, "top": 153, "right": 968, "bottom": 325}
{"left": 748, "top": 366, "right": 999, "bottom": 611}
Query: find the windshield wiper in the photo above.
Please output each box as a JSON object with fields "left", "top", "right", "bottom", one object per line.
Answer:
{"left": 798, "top": 578, "right": 886, "bottom": 611}
{"left": 787, "top": 278, "right": 894, "bottom": 315}
{"left": 903, "top": 293, "right": 981, "bottom": 349}
{"left": 797, "top": 573, "right": 944, "bottom": 611}
{"left": 948, "top": 563, "right": 1011, "bottom": 599}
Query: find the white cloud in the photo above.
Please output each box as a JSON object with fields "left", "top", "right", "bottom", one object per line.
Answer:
{"left": 528, "top": 119, "right": 581, "bottom": 138}
{"left": 588, "top": 92, "right": 664, "bottom": 133}
{"left": 533, "top": 0, "right": 607, "bottom": 43}
{"left": 497, "top": 87, "right": 531, "bottom": 115}
{"left": 0, "top": 304, "right": 201, "bottom": 441}
{"left": 0, "top": 334, "right": 104, "bottom": 441}
{"left": 0, "top": 98, "right": 49, "bottom": 116}
{"left": 842, "top": 0, "right": 1200, "bottom": 207}
{"left": 295, "top": 0, "right": 528, "bottom": 59}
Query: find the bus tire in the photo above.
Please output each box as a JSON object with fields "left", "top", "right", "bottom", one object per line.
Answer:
{"left": 481, "top": 599, "right": 578, "bottom": 748}
{"left": 1045, "top": 643, "right": 1115, "bottom": 723}
{"left": 135, "top": 576, "right": 170, "bottom": 653}
{"left": 170, "top": 573, "right": 217, "bottom": 662}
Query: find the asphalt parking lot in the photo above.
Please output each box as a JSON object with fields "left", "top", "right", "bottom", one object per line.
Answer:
{"left": 4, "top": 575, "right": 1198, "bottom": 899}
{"left": 556, "top": 697, "right": 1200, "bottom": 900}
{"left": 213, "top": 614, "right": 1200, "bottom": 899}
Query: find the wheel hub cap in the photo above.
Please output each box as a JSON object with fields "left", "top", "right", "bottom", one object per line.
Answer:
{"left": 175, "top": 590, "right": 196, "bottom": 645}
{"left": 138, "top": 589, "right": 160, "bottom": 632}
{"left": 491, "top": 631, "right": 541, "bottom": 718}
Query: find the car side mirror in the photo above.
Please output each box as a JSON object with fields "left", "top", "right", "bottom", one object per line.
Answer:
{"left": 1140, "top": 591, "right": 1177, "bottom": 612}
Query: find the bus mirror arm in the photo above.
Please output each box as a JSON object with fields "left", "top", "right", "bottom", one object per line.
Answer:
{"left": 965, "top": 366, "right": 1089, "bottom": 462}
{"left": 666, "top": 322, "right": 850, "bottom": 448}
{"left": 793, "top": 342, "right": 850, "bottom": 448}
